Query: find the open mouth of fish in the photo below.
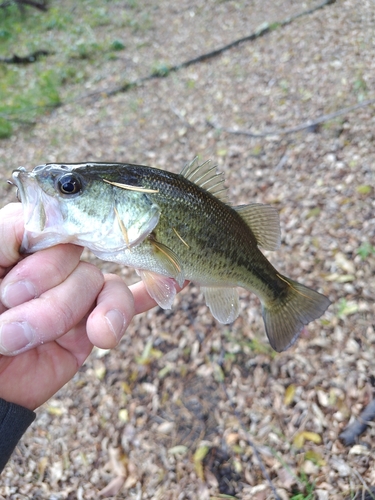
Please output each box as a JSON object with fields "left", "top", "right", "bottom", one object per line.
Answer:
{"left": 12, "top": 168, "right": 71, "bottom": 253}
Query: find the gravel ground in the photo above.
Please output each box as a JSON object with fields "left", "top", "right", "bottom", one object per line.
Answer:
{"left": 0, "top": 0, "right": 374, "bottom": 498}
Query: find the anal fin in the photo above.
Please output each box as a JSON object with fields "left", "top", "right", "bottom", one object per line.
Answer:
{"left": 137, "top": 270, "right": 177, "bottom": 310}
{"left": 201, "top": 286, "right": 239, "bottom": 324}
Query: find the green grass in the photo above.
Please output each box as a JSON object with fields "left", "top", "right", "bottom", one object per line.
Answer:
{"left": 357, "top": 241, "right": 375, "bottom": 260}
{"left": 290, "top": 472, "right": 316, "bottom": 500}
{"left": 0, "top": 1, "right": 134, "bottom": 137}
{"left": 0, "top": 65, "right": 62, "bottom": 137}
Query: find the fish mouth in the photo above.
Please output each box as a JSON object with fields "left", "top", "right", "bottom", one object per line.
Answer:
{"left": 12, "top": 168, "right": 42, "bottom": 230}
{"left": 11, "top": 168, "right": 27, "bottom": 203}
{"left": 12, "top": 168, "right": 65, "bottom": 253}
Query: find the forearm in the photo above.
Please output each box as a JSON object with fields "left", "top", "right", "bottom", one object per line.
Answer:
{"left": 0, "top": 398, "right": 35, "bottom": 473}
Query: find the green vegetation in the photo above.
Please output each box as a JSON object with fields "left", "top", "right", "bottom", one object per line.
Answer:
{"left": 0, "top": 65, "right": 62, "bottom": 138}
{"left": 337, "top": 297, "right": 358, "bottom": 318}
{"left": 224, "top": 330, "right": 277, "bottom": 358}
{"left": 357, "top": 241, "right": 375, "bottom": 260}
{"left": 151, "top": 62, "right": 171, "bottom": 77}
{"left": 0, "top": 1, "right": 132, "bottom": 138}
{"left": 290, "top": 472, "right": 316, "bottom": 500}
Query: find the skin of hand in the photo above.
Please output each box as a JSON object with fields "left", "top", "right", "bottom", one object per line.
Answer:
{"left": 0, "top": 203, "right": 173, "bottom": 411}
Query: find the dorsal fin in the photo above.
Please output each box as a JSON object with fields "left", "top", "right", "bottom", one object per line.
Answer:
{"left": 180, "top": 157, "right": 229, "bottom": 203}
{"left": 234, "top": 203, "right": 281, "bottom": 251}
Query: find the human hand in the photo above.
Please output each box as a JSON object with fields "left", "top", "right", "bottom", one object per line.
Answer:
{"left": 0, "top": 203, "right": 165, "bottom": 411}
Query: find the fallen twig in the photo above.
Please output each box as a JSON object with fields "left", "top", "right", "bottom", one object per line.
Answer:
{"left": 351, "top": 470, "right": 375, "bottom": 500}
{"left": 2, "top": 0, "right": 338, "bottom": 130}
{"left": 349, "top": 489, "right": 375, "bottom": 500}
{"left": 0, "top": 0, "right": 48, "bottom": 11}
{"left": 207, "top": 98, "right": 375, "bottom": 138}
{"left": 0, "top": 50, "right": 50, "bottom": 64}
{"left": 346, "top": 487, "right": 375, "bottom": 500}
{"left": 85, "top": 0, "right": 336, "bottom": 100}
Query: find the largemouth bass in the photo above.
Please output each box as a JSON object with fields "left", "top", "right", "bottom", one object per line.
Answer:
{"left": 11, "top": 159, "right": 330, "bottom": 352}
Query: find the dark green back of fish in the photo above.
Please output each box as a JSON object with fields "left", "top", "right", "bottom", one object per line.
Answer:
{"left": 90, "top": 163, "right": 278, "bottom": 292}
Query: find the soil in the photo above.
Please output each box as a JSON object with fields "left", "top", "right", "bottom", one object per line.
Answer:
{"left": 0, "top": 0, "right": 374, "bottom": 498}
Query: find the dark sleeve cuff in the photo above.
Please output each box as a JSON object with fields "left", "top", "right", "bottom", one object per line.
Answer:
{"left": 0, "top": 398, "right": 36, "bottom": 473}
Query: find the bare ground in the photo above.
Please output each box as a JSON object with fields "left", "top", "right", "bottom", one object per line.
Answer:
{"left": 0, "top": 0, "right": 375, "bottom": 498}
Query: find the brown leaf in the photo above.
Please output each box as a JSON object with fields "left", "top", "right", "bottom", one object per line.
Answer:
{"left": 99, "top": 476, "right": 126, "bottom": 498}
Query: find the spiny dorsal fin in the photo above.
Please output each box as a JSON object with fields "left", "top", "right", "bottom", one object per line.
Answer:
{"left": 180, "top": 157, "right": 229, "bottom": 203}
{"left": 234, "top": 203, "right": 281, "bottom": 251}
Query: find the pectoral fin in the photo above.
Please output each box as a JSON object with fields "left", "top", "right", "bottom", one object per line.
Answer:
{"left": 113, "top": 200, "right": 160, "bottom": 249}
{"left": 149, "top": 237, "right": 185, "bottom": 287}
{"left": 137, "top": 270, "right": 177, "bottom": 309}
{"left": 201, "top": 286, "right": 240, "bottom": 324}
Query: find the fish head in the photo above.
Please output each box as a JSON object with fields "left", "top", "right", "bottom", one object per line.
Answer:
{"left": 12, "top": 163, "right": 160, "bottom": 254}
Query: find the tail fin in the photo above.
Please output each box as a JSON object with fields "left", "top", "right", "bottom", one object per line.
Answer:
{"left": 262, "top": 275, "right": 331, "bottom": 352}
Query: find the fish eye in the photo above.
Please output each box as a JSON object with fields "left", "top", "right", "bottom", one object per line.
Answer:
{"left": 57, "top": 173, "right": 82, "bottom": 195}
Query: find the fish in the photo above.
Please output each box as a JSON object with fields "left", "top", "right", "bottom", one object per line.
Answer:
{"left": 11, "top": 159, "right": 331, "bottom": 352}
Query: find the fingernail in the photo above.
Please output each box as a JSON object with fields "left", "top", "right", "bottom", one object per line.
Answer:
{"left": 2, "top": 280, "right": 37, "bottom": 307}
{"left": 0, "top": 321, "right": 35, "bottom": 354}
{"left": 105, "top": 309, "right": 126, "bottom": 343}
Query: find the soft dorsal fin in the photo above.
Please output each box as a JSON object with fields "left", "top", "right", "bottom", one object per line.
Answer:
{"left": 234, "top": 203, "right": 281, "bottom": 251}
{"left": 180, "top": 157, "right": 229, "bottom": 203}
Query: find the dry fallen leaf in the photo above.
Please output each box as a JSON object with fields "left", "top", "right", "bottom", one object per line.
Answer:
{"left": 1, "top": 2, "right": 374, "bottom": 499}
{"left": 99, "top": 476, "right": 126, "bottom": 498}
{"left": 194, "top": 445, "right": 210, "bottom": 480}
{"left": 284, "top": 384, "right": 296, "bottom": 406}
{"left": 293, "top": 431, "right": 322, "bottom": 449}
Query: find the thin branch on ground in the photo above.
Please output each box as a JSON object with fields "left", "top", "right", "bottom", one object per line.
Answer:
{"left": 18, "top": 0, "right": 48, "bottom": 10}
{"left": 348, "top": 488, "right": 375, "bottom": 500}
{"left": 0, "top": 0, "right": 48, "bottom": 11}
{"left": 2, "top": 0, "right": 337, "bottom": 128}
{"left": 275, "top": 145, "right": 291, "bottom": 169}
{"left": 0, "top": 50, "right": 50, "bottom": 64}
{"left": 351, "top": 470, "right": 375, "bottom": 500}
{"left": 83, "top": 0, "right": 336, "bottom": 101}
{"left": 207, "top": 98, "right": 375, "bottom": 138}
